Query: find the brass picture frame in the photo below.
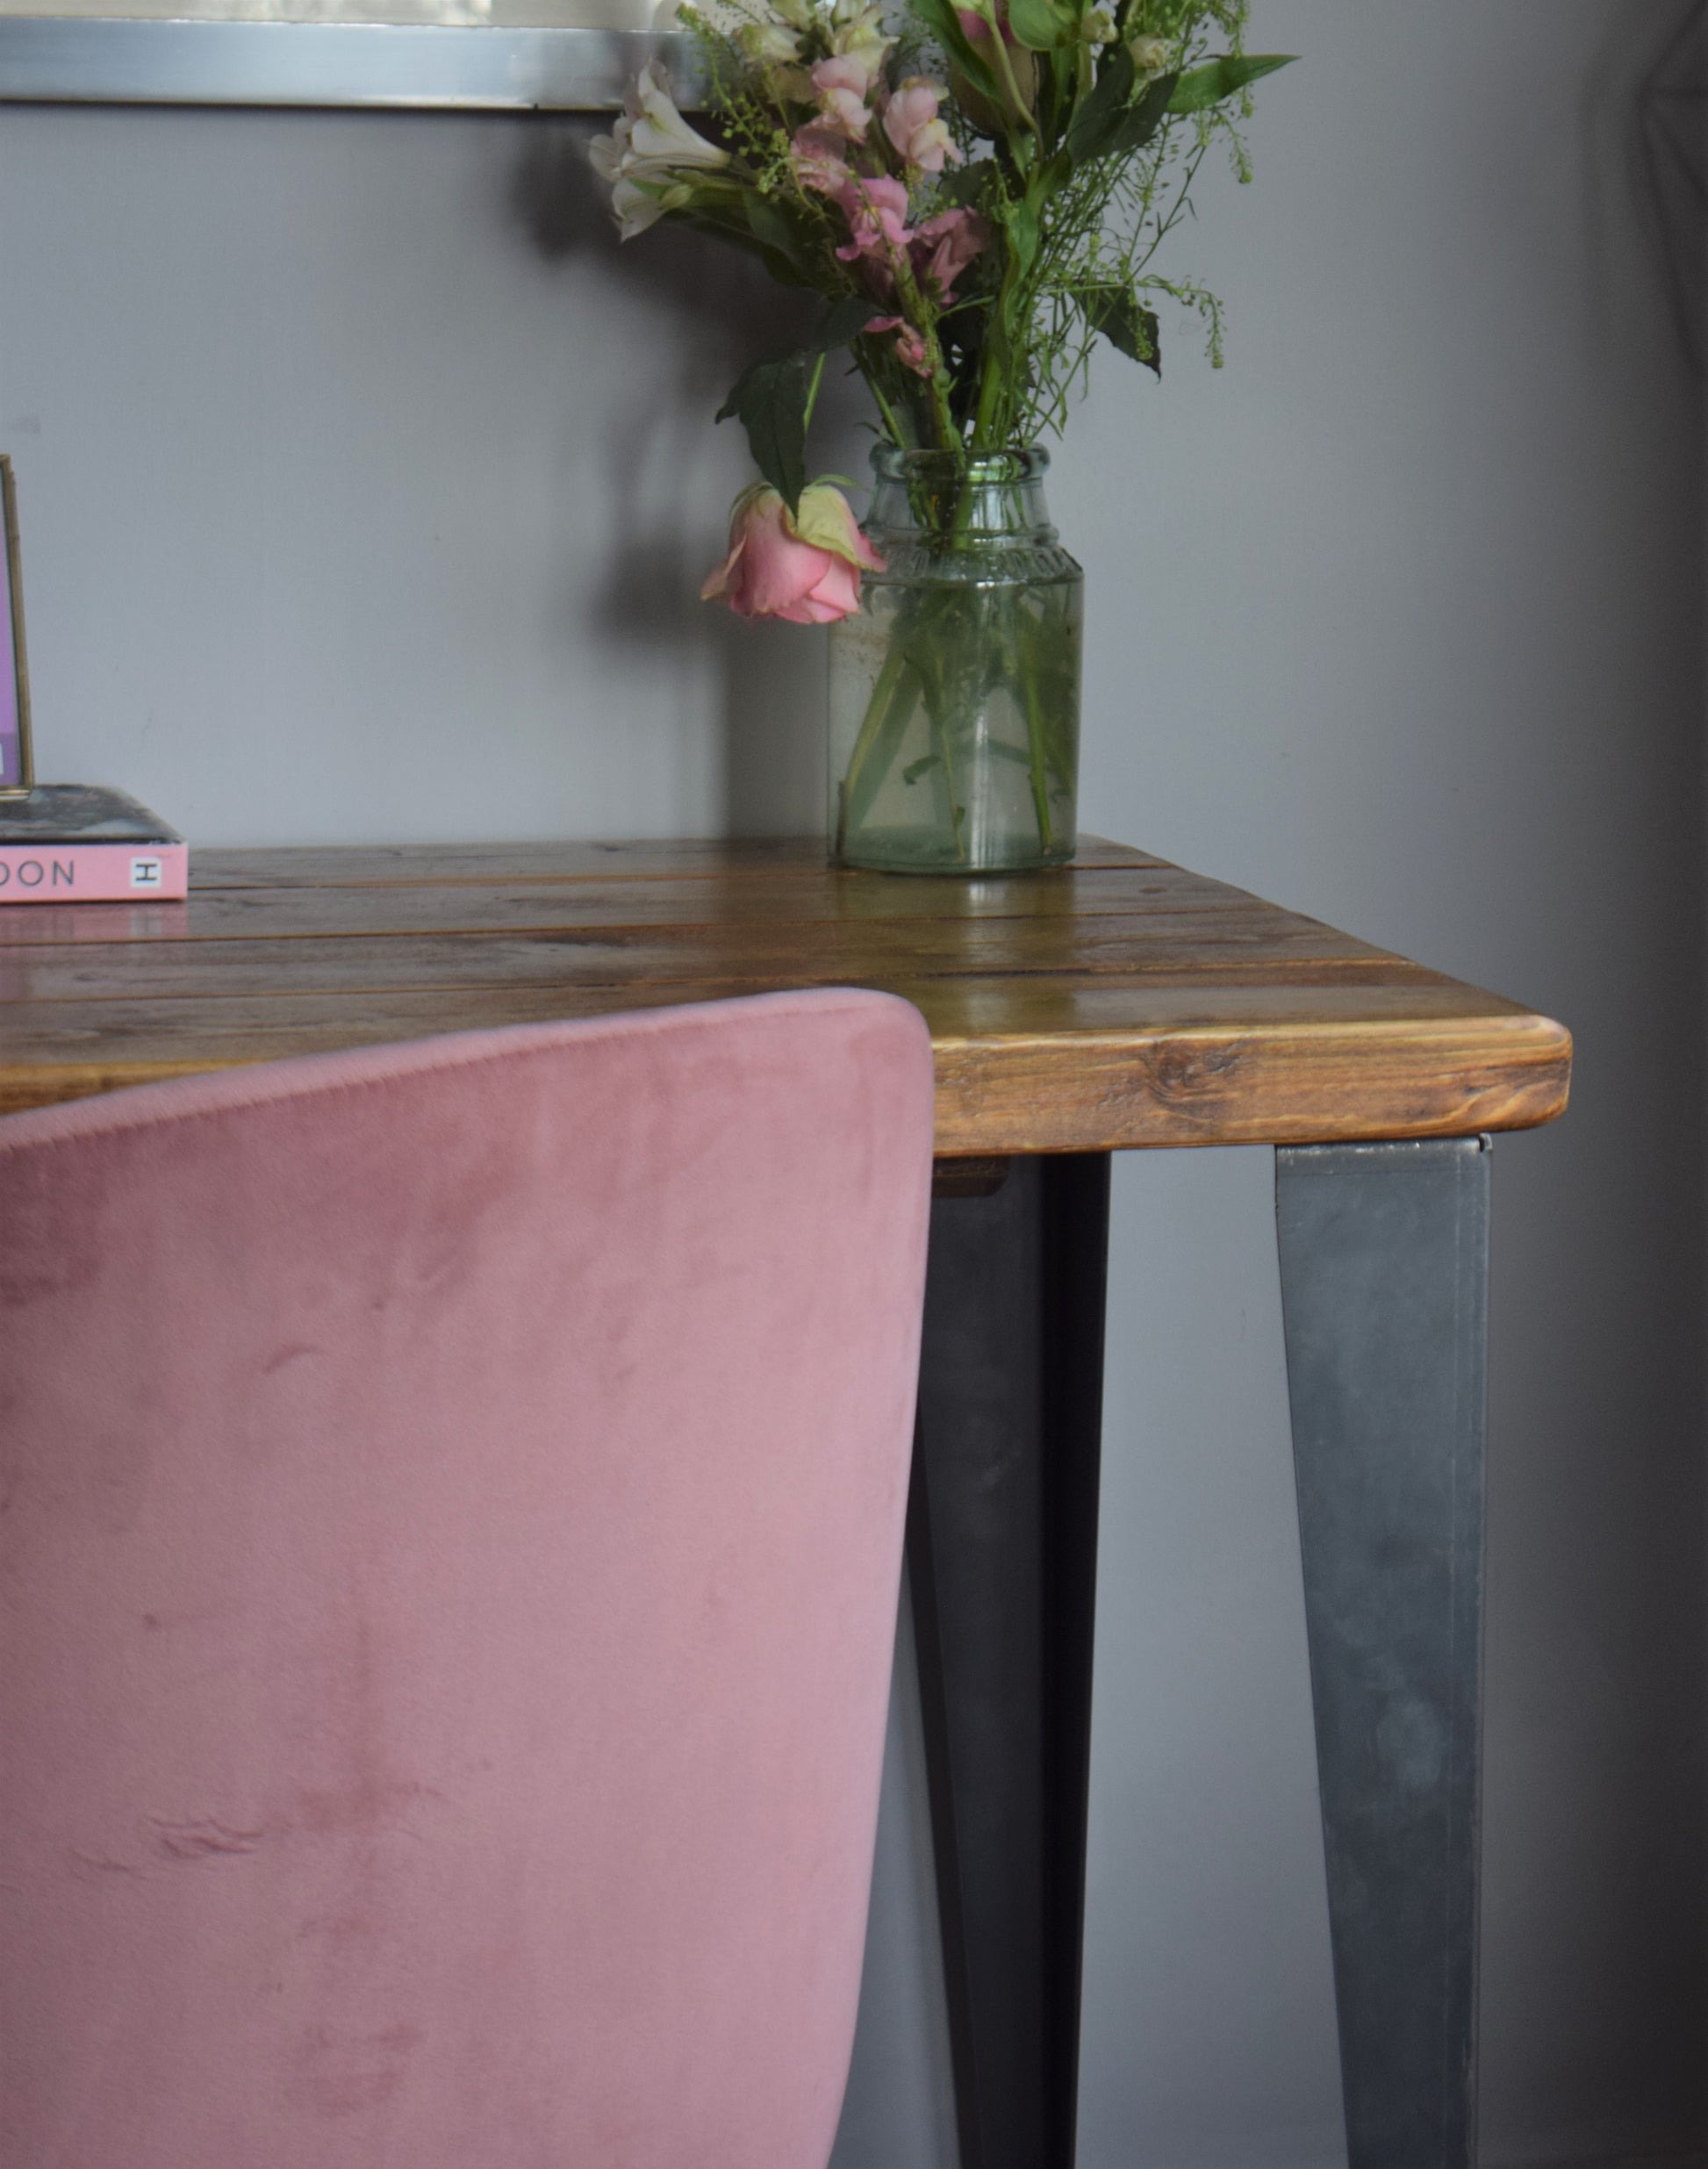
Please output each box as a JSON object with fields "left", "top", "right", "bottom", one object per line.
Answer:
{"left": 0, "top": 456, "right": 33, "bottom": 798}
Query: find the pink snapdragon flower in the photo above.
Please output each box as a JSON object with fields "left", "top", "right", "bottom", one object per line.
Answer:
{"left": 883, "top": 77, "right": 963, "bottom": 173}
{"left": 911, "top": 205, "right": 987, "bottom": 303}
{"left": 810, "top": 54, "right": 874, "bottom": 140}
{"left": 790, "top": 122, "right": 852, "bottom": 193}
{"left": 700, "top": 483, "right": 885, "bottom": 624}
{"left": 833, "top": 178, "right": 987, "bottom": 307}
{"left": 834, "top": 174, "right": 914, "bottom": 268}
{"left": 865, "top": 313, "right": 933, "bottom": 376}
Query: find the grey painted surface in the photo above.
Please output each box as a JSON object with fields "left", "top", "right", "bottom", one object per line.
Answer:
{"left": 1277, "top": 1139, "right": 1490, "bottom": 2169}
{"left": 0, "top": 2, "right": 1700, "bottom": 2162}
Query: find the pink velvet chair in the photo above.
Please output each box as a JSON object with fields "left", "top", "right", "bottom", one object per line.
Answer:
{"left": 0, "top": 988, "right": 934, "bottom": 2169}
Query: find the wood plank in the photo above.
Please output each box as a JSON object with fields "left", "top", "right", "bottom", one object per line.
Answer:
{"left": 0, "top": 837, "right": 1572, "bottom": 1153}
{"left": 0, "top": 984, "right": 1568, "bottom": 1150}
{"left": 0, "top": 922, "right": 1420, "bottom": 1004}
{"left": 0, "top": 865, "right": 1253, "bottom": 948}
{"left": 0, "top": 974, "right": 1532, "bottom": 1047}
{"left": 183, "top": 834, "right": 1166, "bottom": 890}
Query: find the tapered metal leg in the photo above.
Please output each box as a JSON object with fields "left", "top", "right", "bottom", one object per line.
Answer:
{"left": 1275, "top": 1138, "right": 1489, "bottom": 2169}
{"left": 908, "top": 1153, "right": 1111, "bottom": 2169}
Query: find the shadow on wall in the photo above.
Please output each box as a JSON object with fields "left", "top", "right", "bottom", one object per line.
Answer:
{"left": 1635, "top": 0, "right": 1708, "bottom": 377}
{"left": 508, "top": 119, "right": 864, "bottom": 837}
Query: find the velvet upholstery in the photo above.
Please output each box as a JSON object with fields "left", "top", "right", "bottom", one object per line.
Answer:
{"left": 0, "top": 988, "right": 934, "bottom": 2169}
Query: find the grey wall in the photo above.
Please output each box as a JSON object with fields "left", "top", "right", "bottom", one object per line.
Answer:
{"left": 0, "top": 2, "right": 1702, "bottom": 2162}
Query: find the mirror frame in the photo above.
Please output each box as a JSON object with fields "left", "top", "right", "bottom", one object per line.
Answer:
{"left": 0, "top": 17, "right": 697, "bottom": 107}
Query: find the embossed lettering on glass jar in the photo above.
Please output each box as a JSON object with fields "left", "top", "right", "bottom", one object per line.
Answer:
{"left": 829, "top": 445, "right": 1083, "bottom": 874}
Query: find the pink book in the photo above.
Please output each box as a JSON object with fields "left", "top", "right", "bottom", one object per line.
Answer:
{"left": 0, "top": 784, "right": 187, "bottom": 902}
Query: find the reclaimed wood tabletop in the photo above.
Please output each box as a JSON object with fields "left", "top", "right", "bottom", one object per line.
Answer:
{"left": 0, "top": 834, "right": 1570, "bottom": 1154}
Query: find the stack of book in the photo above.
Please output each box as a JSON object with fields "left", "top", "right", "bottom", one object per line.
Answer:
{"left": 0, "top": 784, "right": 188, "bottom": 902}
{"left": 0, "top": 456, "right": 188, "bottom": 903}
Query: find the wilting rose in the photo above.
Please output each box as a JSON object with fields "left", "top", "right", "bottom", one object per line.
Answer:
{"left": 701, "top": 483, "right": 886, "bottom": 624}
{"left": 883, "top": 78, "right": 962, "bottom": 173}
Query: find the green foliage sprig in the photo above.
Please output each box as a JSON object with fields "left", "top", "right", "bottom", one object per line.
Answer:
{"left": 592, "top": 0, "right": 1291, "bottom": 509}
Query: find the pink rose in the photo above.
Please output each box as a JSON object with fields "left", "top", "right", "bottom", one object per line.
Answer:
{"left": 951, "top": 4, "right": 1036, "bottom": 125}
{"left": 865, "top": 313, "right": 934, "bottom": 377}
{"left": 811, "top": 54, "right": 873, "bottom": 141}
{"left": 883, "top": 78, "right": 962, "bottom": 174}
{"left": 790, "top": 123, "right": 852, "bottom": 194}
{"left": 835, "top": 173, "right": 913, "bottom": 271}
{"left": 910, "top": 205, "right": 987, "bottom": 302}
{"left": 700, "top": 483, "right": 885, "bottom": 625}
{"left": 955, "top": 2, "right": 1017, "bottom": 40}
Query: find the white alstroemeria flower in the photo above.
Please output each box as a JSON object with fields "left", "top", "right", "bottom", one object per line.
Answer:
{"left": 611, "top": 174, "right": 665, "bottom": 239}
{"left": 625, "top": 61, "right": 729, "bottom": 171}
{"left": 588, "top": 114, "right": 633, "bottom": 183}
{"left": 608, "top": 172, "right": 696, "bottom": 239}
{"left": 589, "top": 61, "right": 728, "bottom": 239}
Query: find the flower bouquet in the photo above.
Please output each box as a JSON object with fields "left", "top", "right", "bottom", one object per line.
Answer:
{"left": 593, "top": 0, "right": 1289, "bottom": 870}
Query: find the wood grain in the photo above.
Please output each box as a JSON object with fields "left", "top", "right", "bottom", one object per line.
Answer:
{"left": 0, "top": 836, "right": 1571, "bottom": 1153}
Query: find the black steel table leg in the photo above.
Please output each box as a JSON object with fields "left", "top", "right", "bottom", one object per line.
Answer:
{"left": 1275, "top": 1138, "right": 1489, "bottom": 2169}
{"left": 908, "top": 1153, "right": 1111, "bottom": 2169}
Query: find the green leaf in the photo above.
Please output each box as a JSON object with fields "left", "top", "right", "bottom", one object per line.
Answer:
{"left": 676, "top": 205, "right": 814, "bottom": 291}
{"left": 1065, "top": 61, "right": 1173, "bottom": 163}
{"left": 715, "top": 353, "right": 810, "bottom": 512}
{"left": 1005, "top": 0, "right": 1073, "bottom": 52}
{"left": 1065, "top": 40, "right": 1132, "bottom": 160}
{"left": 807, "top": 294, "right": 879, "bottom": 354}
{"left": 1078, "top": 284, "right": 1159, "bottom": 376}
{"left": 713, "top": 301, "right": 875, "bottom": 513}
{"left": 901, "top": 753, "right": 944, "bottom": 786}
{"left": 934, "top": 157, "right": 998, "bottom": 209}
{"left": 743, "top": 193, "right": 818, "bottom": 281}
{"left": 1167, "top": 52, "right": 1295, "bottom": 113}
{"left": 1100, "top": 69, "right": 1175, "bottom": 157}
{"left": 999, "top": 185, "right": 1043, "bottom": 281}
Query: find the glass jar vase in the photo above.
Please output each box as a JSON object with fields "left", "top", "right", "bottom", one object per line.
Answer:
{"left": 829, "top": 445, "right": 1083, "bottom": 874}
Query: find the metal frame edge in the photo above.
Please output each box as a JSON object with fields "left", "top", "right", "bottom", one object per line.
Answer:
{"left": 0, "top": 17, "right": 703, "bottom": 109}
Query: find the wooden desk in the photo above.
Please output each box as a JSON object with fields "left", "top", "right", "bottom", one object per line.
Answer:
{"left": 0, "top": 836, "right": 1569, "bottom": 2169}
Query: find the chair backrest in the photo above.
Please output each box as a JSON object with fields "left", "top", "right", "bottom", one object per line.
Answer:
{"left": 0, "top": 988, "right": 934, "bottom": 2169}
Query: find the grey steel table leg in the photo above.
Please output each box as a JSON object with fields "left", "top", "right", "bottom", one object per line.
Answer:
{"left": 1275, "top": 1138, "right": 1489, "bottom": 2169}
{"left": 909, "top": 1153, "right": 1111, "bottom": 2169}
